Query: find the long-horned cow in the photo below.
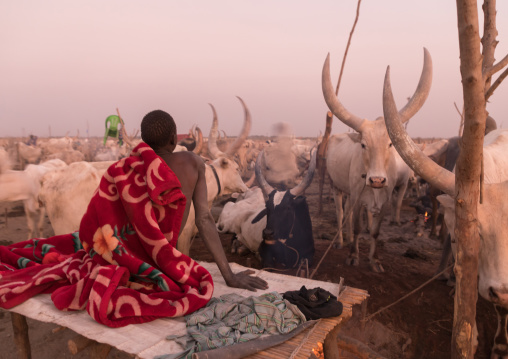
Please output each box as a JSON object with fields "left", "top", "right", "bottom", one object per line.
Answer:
{"left": 321, "top": 48, "right": 432, "bottom": 272}
{"left": 383, "top": 56, "right": 508, "bottom": 357}
{"left": 207, "top": 96, "right": 251, "bottom": 162}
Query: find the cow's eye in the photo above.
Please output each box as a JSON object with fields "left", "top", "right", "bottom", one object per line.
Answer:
{"left": 389, "top": 143, "right": 393, "bottom": 147}
{"left": 361, "top": 143, "right": 366, "bottom": 149}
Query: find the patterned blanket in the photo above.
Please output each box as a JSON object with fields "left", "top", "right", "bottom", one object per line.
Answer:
{"left": 0, "top": 143, "right": 214, "bottom": 327}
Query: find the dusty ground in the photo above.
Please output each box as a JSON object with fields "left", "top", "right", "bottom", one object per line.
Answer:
{"left": 0, "top": 174, "right": 498, "bottom": 359}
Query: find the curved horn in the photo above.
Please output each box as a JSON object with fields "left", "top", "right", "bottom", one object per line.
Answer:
{"left": 207, "top": 103, "right": 227, "bottom": 159}
{"left": 192, "top": 126, "right": 204, "bottom": 154}
{"left": 255, "top": 150, "right": 275, "bottom": 195}
{"left": 290, "top": 148, "right": 317, "bottom": 196}
{"left": 322, "top": 54, "right": 366, "bottom": 131}
{"left": 225, "top": 96, "right": 252, "bottom": 156}
{"left": 383, "top": 64, "right": 455, "bottom": 196}
{"left": 397, "top": 48, "right": 433, "bottom": 122}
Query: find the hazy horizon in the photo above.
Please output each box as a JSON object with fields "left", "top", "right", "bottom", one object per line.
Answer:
{"left": 1, "top": 1, "right": 507, "bottom": 139}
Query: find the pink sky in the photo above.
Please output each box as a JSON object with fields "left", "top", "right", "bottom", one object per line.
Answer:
{"left": 0, "top": 1, "right": 507, "bottom": 139}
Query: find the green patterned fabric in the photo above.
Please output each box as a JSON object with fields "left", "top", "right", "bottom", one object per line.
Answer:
{"left": 157, "top": 292, "right": 306, "bottom": 359}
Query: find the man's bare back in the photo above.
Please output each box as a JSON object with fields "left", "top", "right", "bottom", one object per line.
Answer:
{"left": 158, "top": 150, "right": 202, "bottom": 236}
{"left": 155, "top": 146, "right": 268, "bottom": 292}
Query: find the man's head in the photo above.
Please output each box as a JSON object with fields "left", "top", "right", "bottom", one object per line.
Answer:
{"left": 140, "top": 110, "right": 177, "bottom": 150}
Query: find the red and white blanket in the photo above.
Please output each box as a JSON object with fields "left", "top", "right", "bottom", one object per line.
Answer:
{"left": 0, "top": 143, "right": 214, "bottom": 327}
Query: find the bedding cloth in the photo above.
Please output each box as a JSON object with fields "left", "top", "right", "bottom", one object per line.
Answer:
{"left": 0, "top": 143, "right": 214, "bottom": 327}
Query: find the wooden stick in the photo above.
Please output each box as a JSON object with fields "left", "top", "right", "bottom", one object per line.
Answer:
{"left": 68, "top": 334, "right": 93, "bottom": 355}
{"left": 11, "top": 312, "right": 31, "bottom": 359}
{"left": 68, "top": 334, "right": 112, "bottom": 358}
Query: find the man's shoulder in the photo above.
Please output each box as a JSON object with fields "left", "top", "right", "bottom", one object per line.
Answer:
{"left": 171, "top": 151, "right": 205, "bottom": 168}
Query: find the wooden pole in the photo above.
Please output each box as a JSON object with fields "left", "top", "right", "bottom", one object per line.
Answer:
{"left": 11, "top": 313, "right": 31, "bottom": 359}
{"left": 452, "top": 1, "right": 487, "bottom": 357}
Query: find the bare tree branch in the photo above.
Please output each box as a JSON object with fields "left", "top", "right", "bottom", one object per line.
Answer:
{"left": 485, "top": 65, "right": 508, "bottom": 101}
{"left": 454, "top": 102, "right": 465, "bottom": 137}
{"left": 335, "top": 0, "right": 362, "bottom": 95}
{"left": 483, "top": 52, "right": 508, "bottom": 78}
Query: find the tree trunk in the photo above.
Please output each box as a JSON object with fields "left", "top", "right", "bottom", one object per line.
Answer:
{"left": 452, "top": 1, "right": 487, "bottom": 358}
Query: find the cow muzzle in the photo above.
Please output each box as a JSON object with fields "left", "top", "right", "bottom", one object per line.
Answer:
{"left": 488, "top": 287, "right": 508, "bottom": 306}
{"left": 369, "top": 176, "right": 387, "bottom": 188}
{"left": 262, "top": 228, "right": 276, "bottom": 245}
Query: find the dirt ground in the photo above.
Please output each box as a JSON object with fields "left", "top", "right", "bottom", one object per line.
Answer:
{"left": 0, "top": 174, "right": 498, "bottom": 359}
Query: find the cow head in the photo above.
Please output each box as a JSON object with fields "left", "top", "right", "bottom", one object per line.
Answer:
{"left": 322, "top": 48, "right": 432, "bottom": 189}
{"left": 254, "top": 148, "right": 317, "bottom": 268}
{"left": 259, "top": 140, "right": 301, "bottom": 189}
{"left": 208, "top": 156, "right": 248, "bottom": 197}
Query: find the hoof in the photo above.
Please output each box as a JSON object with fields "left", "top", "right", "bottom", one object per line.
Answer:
{"left": 346, "top": 256, "right": 359, "bottom": 267}
{"left": 370, "top": 261, "right": 385, "bottom": 273}
{"left": 237, "top": 245, "right": 250, "bottom": 256}
{"left": 333, "top": 241, "right": 344, "bottom": 249}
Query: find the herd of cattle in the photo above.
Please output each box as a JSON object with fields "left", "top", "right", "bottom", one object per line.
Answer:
{"left": 0, "top": 48, "right": 507, "bottom": 356}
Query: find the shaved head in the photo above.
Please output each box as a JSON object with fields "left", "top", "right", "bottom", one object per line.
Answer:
{"left": 140, "top": 110, "right": 177, "bottom": 150}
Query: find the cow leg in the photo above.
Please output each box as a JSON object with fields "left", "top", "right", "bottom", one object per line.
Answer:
{"left": 430, "top": 195, "right": 439, "bottom": 238}
{"left": 345, "top": 201, "right": 362, "bottom": 267}
{"left": 435, "top": 221, "right": 454, "bottom": 281}
{"left": 332, "top": 188, "right": 345, "bottom": 248}
{"left": 23, "top": 205, "right": 35, "bottom": 240}
{"left": 36, "top": 207, "right": 46, "bottom": 238}
{"left": 365, "top": 209, "right": 372, "bottom": 233}
{"left": 366, "top": 207, "right": 386, "bottom": 273}
{"left": 492, "top": 305, "right": 508, "bottom": 359}
{"left": 344, "top": 195, "right": 354, "bottom": 244}
{"left": 391, "top": 182, "right": 408, "bottom": 226}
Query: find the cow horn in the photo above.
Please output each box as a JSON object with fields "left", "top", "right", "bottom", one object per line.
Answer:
{"left": 225, "top": 96, "right": 252, "bottom": 156}
{"left": 397, "top": 48, "right": 433, "bottom": 123}
{"left": 207, "top": 103, "right": 227, "bottom": 159}
{"left": 255, "top": 150, "right": 275, "bottom": 195}
{"left": 383, "top": 60, "right": 455, "bottom": 196}
{"left": 322, "top": 54, "right": 366, "bottom": 132}
{"left": 192, "top": 126, "right": 203, "bottom": 154}
{"left": 290, "top": 148, "right": 317, "bottom": 197}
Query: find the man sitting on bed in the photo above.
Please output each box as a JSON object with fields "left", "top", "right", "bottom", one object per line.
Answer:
{"left": 140, "top": 109, "right": 268, "bottom": 292}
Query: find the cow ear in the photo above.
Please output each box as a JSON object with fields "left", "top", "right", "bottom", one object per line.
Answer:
{"left": 252, "top": 208, "right": 267, "bottom": 224}
{"left": 347, "top": 133, "right": 361, "bottom": 143}
{"left": 436, "top": 194, "right": 454, "bottom": 210}
{"left": 220, "top": 157, "right": 229, "bottom": 168}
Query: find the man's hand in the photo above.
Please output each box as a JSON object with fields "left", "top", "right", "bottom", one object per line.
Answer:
{"left": 225, "top": 270, "right": 269, "bottom": 292}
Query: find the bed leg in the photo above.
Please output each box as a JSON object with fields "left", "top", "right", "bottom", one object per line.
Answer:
{"left": 323, "top": 324, "right": 341, "bottom": 359}
{"left": 11, "top": 312, "right": 31, "bottom": 359}
{"left": 68, "top": 334, "right": 112, "bottom": 358}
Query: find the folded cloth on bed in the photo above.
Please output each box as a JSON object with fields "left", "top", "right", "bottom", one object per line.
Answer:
{"left": 0, "top": 143, "right": 214, "bottom": 327}
{"left": 157, "top": 292, "right": 306, "bottom": 359}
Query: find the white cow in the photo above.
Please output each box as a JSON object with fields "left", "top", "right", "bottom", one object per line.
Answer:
{"left": 0, "top": 159, "right": 67, "bottom": 238}
{"left": 216, "top": 187, "right": 266, "bottom": 253}
{"left": 16, "top": 142, "right": 42, "bottom": 169}
{"left": 38, "top": 161, "right": 115, "bottom": 235}
{"left": 0, "top": 146, "right": 12, "bottom": 174}
{"left": 383, "top": 56, "right": 508, "bottom": 357}
{"left": 321, "top": 48, "right": 432, "bottom": 272}
{"left": 45, "top": 149, "right": 86, "bottom": 165}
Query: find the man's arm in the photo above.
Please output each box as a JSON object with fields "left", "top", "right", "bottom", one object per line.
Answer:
{"left": 192, "top": 158, "right": 268, "bottom": 291}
